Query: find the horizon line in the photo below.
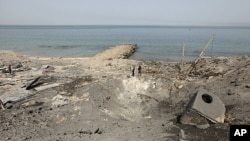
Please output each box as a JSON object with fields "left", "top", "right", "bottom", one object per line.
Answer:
{"left": 1, "top": 24, "right": 250, "bottom": 28}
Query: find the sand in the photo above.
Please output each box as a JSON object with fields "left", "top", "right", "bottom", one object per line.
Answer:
{"left": 0, "top": 49, "right": 250, "bottom": 141}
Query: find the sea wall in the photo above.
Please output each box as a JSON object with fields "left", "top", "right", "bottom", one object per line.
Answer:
{"left": 94, "top": 44, "right": 137, "bottom": 60}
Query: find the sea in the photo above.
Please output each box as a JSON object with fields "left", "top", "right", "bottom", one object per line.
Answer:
{"left": 0, "top": 25, "right": 250, "bottom": 61}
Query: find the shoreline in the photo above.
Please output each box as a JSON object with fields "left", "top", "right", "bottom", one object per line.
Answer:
{"left": 1, "top": 48, "right": 249, "bottom": 63}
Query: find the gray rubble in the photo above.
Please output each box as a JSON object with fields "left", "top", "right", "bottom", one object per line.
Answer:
{"left": 0, "top": 50, "right": 249, "bottom": 141}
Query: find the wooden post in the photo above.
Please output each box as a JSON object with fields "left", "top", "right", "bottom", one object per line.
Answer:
{"left": 0, "top": 100, "right": 5, "bottom": 110}
{"left": 187, "top": 34, "right": 215, "bottom": 75}
{"left": 198, "top": 34, "right": 215, "bottom": 58}
{"left": 179, "top": 43, "right": 185, "bottom": 73}
{"left": 8, "top": 65, "right": 12, "bottom": 74}
{"left": 181, "top": 43, "right": 185, "bottom": 69}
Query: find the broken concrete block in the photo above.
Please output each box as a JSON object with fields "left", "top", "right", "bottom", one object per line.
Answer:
{"left": 191, "top": 89, "right": 225, "bottom": 123}
{"left": 179, "top": 110, "right": 210, "bottom": 129}
{"left": 0, "top": 88, "right": 31, "bottom": 104}
{"left": 12, "top": 62, "right": 23, "bottom": 69}
{"left": 179, "top": 89, "right": 225, "bottom": 129}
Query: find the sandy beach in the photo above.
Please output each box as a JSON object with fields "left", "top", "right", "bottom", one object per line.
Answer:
{"left": 0, "top": 46, "right": 250, "bottom": 140}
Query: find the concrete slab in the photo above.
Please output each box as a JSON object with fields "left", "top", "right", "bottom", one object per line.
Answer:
{"left": 0, "top": 88, "right": 31, "bottom": 104}
{"left": 191, "top": 89, "right": 225, "bottom": 123}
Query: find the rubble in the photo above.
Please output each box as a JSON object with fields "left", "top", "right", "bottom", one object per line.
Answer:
{"left": 191, "top": 89, "right": 225, "bottom": 123}
{"left": 21, "top": 100, "right": 44, "bottom": 108}
{"left": 52, "top": 94, "right": 69, "bottom": 107}
{"left": 26, "top": 76, "right": 45, "bottom": 90}
{"left": 41, "top": 65, "right": 54, "bottom": 70}
{"left": 25, "top": 76, "right": 57, "bottom": 90}
{"left": 245, "top": 84, "right": 250, "bottom": 88}
{"left": 179, "top": 109, "right": 210, "bottom": 129}
{"left": 34, "top": 83, "right": 61, "bottom": 91}
{"left": 179, "top": 129, "right": 186, "bottom": 139}
{"left": 0, "top": 49, "right": 249, "bottom": 141}
{"left": 0, "top": 88, "right": 31, "bottom": 109}
{"left": 0, "top": 99, "right": 5, "bottom": 110}
{"left": 179, "top": 89, "right": 226, "bottom": 129}
{"left": 228, "top": 89, "right": 236, "bottom": 95}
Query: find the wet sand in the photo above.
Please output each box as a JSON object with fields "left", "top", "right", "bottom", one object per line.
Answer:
{"left": 0, "top": 47, "right": 250, "bottom": 141}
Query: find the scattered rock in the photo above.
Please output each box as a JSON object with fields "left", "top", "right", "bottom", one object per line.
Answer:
{"left": 174, "top": 82, "right": 183, "bottom": 89}
{"left": 195, "top": 123, "right": 210, "bottom": 129}
{"left": 34, "top": 83, "right": 61, "bottom": 91}
{"left": 79, "top": 129, "right": 92, "bottom": 135}
{"left": 0, "top": 88, "right": 31, "bottom": 105}
{"left": 231, "top": 78, "right": 242, "bottom": 86}
{"left": 21, "top": 101, "right": 44, "bottom": 108}
{"left": 228, "top": 89, "right": 236, "bottom": 95}
{"left": 52, "top": 95, "right": 69, "bottom": 107}
{"left": 245, "top": 84, "right": 250, "bottom": 88}
{"left": 224, "top": 114, "right": 235, "bottom": 123}
{"left": 12, "top": 62, "right": 23, "bottom": 69}
{"left": 5, "top": 137, "right": 11, "bottom": 140}
{"left": 41, "top": 65, "right": 55, "bottom": 70}
{"left": 179, "top": 129, "right": 186, "bottom": 139}
{"left": 1, "top": 68, "right": 10, "bottom": 73}
{"left": 235, "top": 82, "right": 241, "bottom": 86}
{"left": 94, "top": 128, "right": 103, "bottom": 134}
{"left": 179, "top": 110, "right": 210, "bottom": 129}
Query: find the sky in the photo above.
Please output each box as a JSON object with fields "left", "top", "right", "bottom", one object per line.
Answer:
{"left": 0, "top": 0, "right": 250, "bottom": 26}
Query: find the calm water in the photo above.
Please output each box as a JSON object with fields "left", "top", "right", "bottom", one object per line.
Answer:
{"left": 0, "top": 25, "right": 250, "bottom": 61}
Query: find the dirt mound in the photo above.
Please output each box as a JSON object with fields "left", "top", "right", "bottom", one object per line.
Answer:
{"left": 0, "top": 50, "right": 24, "bottom": 61}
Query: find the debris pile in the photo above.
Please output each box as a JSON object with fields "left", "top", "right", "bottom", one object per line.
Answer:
{"left": 0, "top": 49, "right": 249, "bottom": 140}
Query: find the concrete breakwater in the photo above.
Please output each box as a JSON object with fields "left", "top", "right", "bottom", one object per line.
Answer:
{"left": 94, "top": 44, "right": 137, "bottom": 60}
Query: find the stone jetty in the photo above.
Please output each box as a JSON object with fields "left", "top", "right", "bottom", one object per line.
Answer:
{"left": 94, "top": 44, "right": 137, "bottom": 60}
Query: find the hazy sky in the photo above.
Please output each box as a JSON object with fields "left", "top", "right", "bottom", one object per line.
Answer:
{"left": 0, "top": 0, "right": 249, "bottom": 26}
